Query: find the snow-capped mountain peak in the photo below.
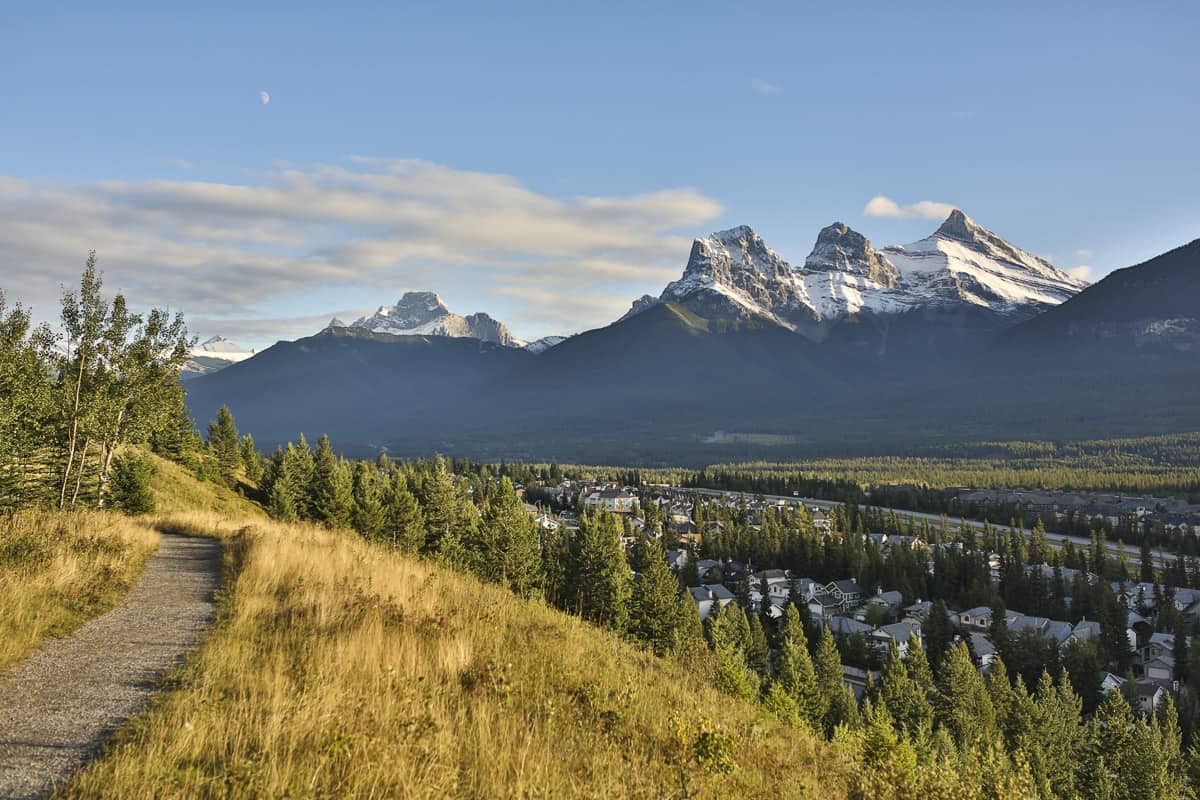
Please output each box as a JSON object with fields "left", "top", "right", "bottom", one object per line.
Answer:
{"left": 349, "top": 291, "right": 525, "bottom": 347}
{"left": 629, "top": 212, "right": 1089, "bottom": 341}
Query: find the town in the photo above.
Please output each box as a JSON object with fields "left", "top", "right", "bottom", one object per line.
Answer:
{"left": 523, "top": 476, "right": 1200, "bottom": 725}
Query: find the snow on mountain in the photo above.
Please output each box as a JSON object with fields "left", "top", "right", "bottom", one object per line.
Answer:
{"left": 183, "top": 335, "right": 256, "bottom": 379}
{"left": 523, "top": 335, "right": 567, "bottom": 354}
{"left": 325, "top": 317, "right": 348, "bottom": 329}
{"left": 350, "top": 291, "right": 525, "bottom": 347}
{"left": 192, "top": 335, "right": 255, "bottom": 360}
{"left": 883, "top": 209, "right": 1088, "bottom": 311}
{"left": 628, "top": 211, "right": 1088, "bottom": 340}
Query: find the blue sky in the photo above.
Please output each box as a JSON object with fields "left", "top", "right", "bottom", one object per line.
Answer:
{"left": 2, "top": 1, "right": 1198, "bottom": 346}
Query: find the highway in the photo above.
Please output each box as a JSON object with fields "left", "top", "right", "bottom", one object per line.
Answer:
{"left": 685, "top": 487, "right": 1178, "bottom": 570}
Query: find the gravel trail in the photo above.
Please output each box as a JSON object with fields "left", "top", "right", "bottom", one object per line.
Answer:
{"left": 0, "top": 533, "right": 221, "bottom": 799}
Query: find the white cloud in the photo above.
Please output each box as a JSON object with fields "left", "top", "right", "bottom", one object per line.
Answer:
{"left": 863, "top": 195, "right": 956, "bottom": 220}
{"left": 259, "top": 90, "right": 270, "bottom": 105}
{"left": 750, "top": 79, "right": 781, "bottom": 95}
{"left": 1075, "top": 248, "right": 1094, "bottom": 260}
{"left": 0, "top": 160, "right": 722, "bottom": 344}
{"left": 1068, "top": 265, "right": 1093, "bottom": 280}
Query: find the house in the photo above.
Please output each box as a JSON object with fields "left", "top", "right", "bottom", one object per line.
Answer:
{"left": 1144, "top": 655, "right": 1175, "bottom": 682}
{"left": 791, "top": 578, "right": 820, "bottom": 604}
{"left": 811, "top": 508, "right": 831, "bottom": 532}
{"left": 1100, "top": 672, "right": 1126, "bottom": 696}
{"left": 807, "top": 592, "right": 841, "bottom": 621}
{"left": 958, "top": 606, "right": 994, "bottom": 632}
{"left": 841, "top": 665, "right": 881, "bottom": 700}
{"left": 694, "top": 559, "right": 723, "bottom": 583}
{"left": 688, "top": 584, "right": 736, "bottom": 621}
{"left": 583, "top": 488, "right": 637, "bottom": 514}
{"left": 666, "top": 549, "right": 689, "bottom": 572}
{"left": 825, "top": 615, "right": 873, "bottom": 639}
{"left": 825, "top": 579, "right": 864, "bottom": 611}
{"left": 1134, "top": 679, "right": 1170, "bottom": 715}
{"left": 1066, "top": 618, "right": 1101, "bottom": 646}
{"left": 862, "top": 589, "right": 904, "bottom": 619}
{"left": 903, "top": 600, "right": 933, "bottom": 623}
{"left": 969, "top": 632, "right": 997, "bottom": 672}
{"left": 871, "top": 621, "right": 923, "bottom": 657}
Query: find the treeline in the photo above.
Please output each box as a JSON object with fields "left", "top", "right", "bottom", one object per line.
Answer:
{"left": 0, "top": 255, "right": 195, "bottom": 513}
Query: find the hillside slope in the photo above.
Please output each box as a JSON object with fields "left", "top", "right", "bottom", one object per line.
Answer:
{"left": 63, "top": 518, "right": 850, "bottom": 799}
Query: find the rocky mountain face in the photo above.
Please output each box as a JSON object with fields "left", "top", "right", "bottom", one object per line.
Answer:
{"left": 350, "top": 291, "right": 525, "bottom": 348}
{"left": 623, "top": 211, "right": 1089, "bottom": 347}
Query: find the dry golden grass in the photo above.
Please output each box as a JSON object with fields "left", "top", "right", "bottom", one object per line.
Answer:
{"left": 145, "top": 452, "right": 267, "bottom": 519}
{"left": 0, "top": 510, "right": 159, "bottom": 670}
{"left": 62, "top": 514, "right": 853, "bottom": 799}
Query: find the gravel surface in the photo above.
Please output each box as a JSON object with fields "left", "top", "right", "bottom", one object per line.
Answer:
{"left": 0, "top": 533, "right": 222, "bottom": 799}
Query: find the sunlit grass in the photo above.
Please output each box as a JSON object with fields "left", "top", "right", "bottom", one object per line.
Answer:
{"left": 0, "top": 510, "right": 159, "bottom": 670}
{"left": 61, "top": 514, "right": 849, "bottom": 799}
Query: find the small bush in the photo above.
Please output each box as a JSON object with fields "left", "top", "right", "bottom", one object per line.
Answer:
{"left": 109, "top": 452, "right": 157, "bottom": 515}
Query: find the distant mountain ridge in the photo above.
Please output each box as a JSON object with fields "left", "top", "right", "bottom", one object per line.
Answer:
{"left": 184, "top": 221, "right": 1199, "bottom": 463}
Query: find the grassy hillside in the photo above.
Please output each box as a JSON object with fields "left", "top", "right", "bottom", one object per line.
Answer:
{"left": 146, "top": 452, "right": 267, "bottom": 518}
{"left": 0, "top": 510, "right": 158, "bottom": 670}
{"left": 61, "top": 514, "right": 852, "bottom": 799}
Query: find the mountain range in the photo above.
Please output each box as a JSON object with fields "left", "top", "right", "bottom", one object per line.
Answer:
{"left": 184, "top": 212, "right": 1200, "bottom": 464}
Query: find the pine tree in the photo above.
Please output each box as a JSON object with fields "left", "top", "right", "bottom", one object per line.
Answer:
{"left": 922, "top": 599, "right": 953, "bottom": 672}
{"left": 383, "top": 472, "right": 425, "bottom": 551}
{"left": 474, "top": 477, "right": 542, "bottom": 597}
{"left": 420, "top": 456, "right": 462, "bottom": 554}
{"left": 239, "top": 434, "right": 262, "bottom": 483}
{"left": 565, "top": 512, "right": 632, "bottom": 631}
{"left": 107, "top": 450, "right": 156, "bottom": 514}
{"left": 934, "top": 641, "right": 996, "bottom": 748}
{"left": 744, "top": 612, "right": 769, "bottom": 678}
{"left": 773, "top": 605, "right": 824, "bottom": 729}
{"left": 630, "top": 535, "right": 683, "bottom": 656}
{"left": 814, "top": 625, "right": 859, "bottom": 734}
{"left": 309, "top": 436, "right": 353, "bottom": 528}
{"left": 878, "top": 642, "right": 933, "bottom": 738}
{"left": 351, "top": 461, "right": 387, "bottom": 541}
{"left": 206, "top": 405, "right": 241, "bottom": 487}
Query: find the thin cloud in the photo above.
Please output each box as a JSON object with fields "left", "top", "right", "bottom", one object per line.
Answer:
{"left": 863, "top": 195, "right": 956, "bottom": 220}
{"left": 1068, "top": 265, "right": 1093, "bottom": 280}
{"left": 167, "top": 159, "right": 194, "bottom": 170}
{"left": 750, "top": 79, "right": 781, "bottom": 95}
{"left": 0, "top": 160, "right": 722, "bottom": 344}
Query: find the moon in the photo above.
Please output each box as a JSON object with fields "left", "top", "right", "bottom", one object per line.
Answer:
{"left": 259, "top": 90, "right": 270, "bottom": 105}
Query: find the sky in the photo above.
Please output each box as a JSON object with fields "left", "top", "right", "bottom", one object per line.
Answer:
{"left": 2, "top": 1, "right": 1198, "bottom": 348}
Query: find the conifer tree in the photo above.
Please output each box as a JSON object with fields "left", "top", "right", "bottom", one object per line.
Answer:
{"left": 474, "top": 477, "right": 542, "bottom": 597}
{"left": 206, "top": 405, "right": 241, "bottom": 487}
{"left": 744, "top": 612, "right": 769, "bottom": 678}
{"left": 630, "top": 535, "right": 683, "bottom": 656}
{"left": 383, "top": 472, "right": 425, "bottom": 551}
{"left": 420, "top": 456, "right": 462, "bottom": 553}
{"left": 773, "top": 605, "right": 824, "bottom": 729}
{"left": 351, "top": 461, "right": 386, "bottom": 541}
{"left": 107, "top": 450, "right": 156, "bottom": 514}
{"left": 309, "top": 435, "right": 353, "bottom": 527}
{"left": 877, "top": 642, "right": 932, "bottom": 738}
{"left": 565, "top": 512, "right": 631, "bottom": 631}
{"left": 934, "top": 641, "right": 996, "bottom": 748}
{"left": 239, "top": 434, "right": 262, "bottom": 483}
{"left": 814, "top": 625, "right": 859, "bottom": 734}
